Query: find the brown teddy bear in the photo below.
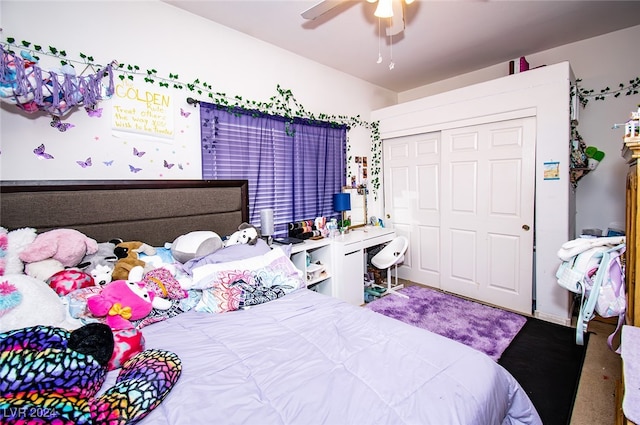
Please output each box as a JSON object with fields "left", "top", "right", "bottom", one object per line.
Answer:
{"left": 111, "top": 241, "right": 156, "bottom": 281}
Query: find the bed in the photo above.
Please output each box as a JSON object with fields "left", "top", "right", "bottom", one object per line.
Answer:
{"left": 0, "top": 180, "right": 541, "bottom": 425}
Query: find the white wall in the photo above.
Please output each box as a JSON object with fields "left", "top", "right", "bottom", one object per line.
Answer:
{"left": 0, "top": 0, "right": 396, "bottom": 218}
{"left": 399, "top": 25, "right": 640, "bottom": 237}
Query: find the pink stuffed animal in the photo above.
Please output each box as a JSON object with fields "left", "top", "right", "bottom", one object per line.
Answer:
{"left": 19, "top": 229, "right": 99, "bottom": 268}
{"left": 87, "top": 280, "right": 157, "bottom": 330}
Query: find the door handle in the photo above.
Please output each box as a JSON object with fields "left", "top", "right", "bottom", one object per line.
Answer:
{"left": 522, "top": 224, "right": 530, "bottom": 231}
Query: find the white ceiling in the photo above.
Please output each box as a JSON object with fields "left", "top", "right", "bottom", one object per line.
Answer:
{"left": 163, "top": 0, "right": 640, "bottom": 93}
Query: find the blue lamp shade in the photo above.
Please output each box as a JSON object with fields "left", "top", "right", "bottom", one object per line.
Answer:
{"left": 333, "top": 193, "right": 351, "bottom": 212}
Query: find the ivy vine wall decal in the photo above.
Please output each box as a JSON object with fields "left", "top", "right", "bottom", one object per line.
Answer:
{"left": 575, "top": 77, "right": 640, "bottom": 106}
{"left": 3, "top": 35, "right": 638, "bottom": 198}
{"left": 0, "top": 36, "right": 382, "bottom": 198}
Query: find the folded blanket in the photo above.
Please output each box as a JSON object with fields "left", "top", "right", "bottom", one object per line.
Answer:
{"left": 557, "top": 236, "right": 625, "bottom": 261}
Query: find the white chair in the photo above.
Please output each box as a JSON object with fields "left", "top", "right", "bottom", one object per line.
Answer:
{"left": 371, "top": 236, "right": 409, "bottom": 298}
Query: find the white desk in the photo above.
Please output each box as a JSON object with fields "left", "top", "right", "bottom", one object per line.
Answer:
{"left": 284, "top": 226, "right": 396, "bottom": 305}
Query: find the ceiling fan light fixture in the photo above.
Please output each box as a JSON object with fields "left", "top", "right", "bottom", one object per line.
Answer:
{"left": 404, "top": 0, "right": 415, "bottom": 4}
{"left": 374, "top": 0, "right": 394, "bottom": 18}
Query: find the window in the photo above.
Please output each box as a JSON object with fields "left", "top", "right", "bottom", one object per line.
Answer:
{"left": 200, "top": 102, "right": 347, "bottom": 236}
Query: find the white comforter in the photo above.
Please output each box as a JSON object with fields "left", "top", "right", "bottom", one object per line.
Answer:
{"left": 107, "top": 289, "right": 541, "bottom": 425}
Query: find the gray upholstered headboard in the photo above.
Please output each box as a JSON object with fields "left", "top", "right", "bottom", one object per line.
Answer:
{"left": 0, "top": 180, "right": 249, "bottom": 246}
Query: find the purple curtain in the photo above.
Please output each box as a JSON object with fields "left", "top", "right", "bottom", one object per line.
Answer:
{"left": 200, "top": 103, "right": 346, "bottom": 236}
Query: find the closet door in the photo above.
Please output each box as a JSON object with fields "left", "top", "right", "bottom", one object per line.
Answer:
{"left": 440, "top": 117, "right": 535, "bottom": 314}
{"left": 383, "top": 117, "right": 535, "bottom": 315}
{"left": 384, "top": 132, "right": 441, "bottom": 285}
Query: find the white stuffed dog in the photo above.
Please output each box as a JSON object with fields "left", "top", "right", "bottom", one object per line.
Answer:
{"left": 224, "top": 223, "right": 260, "bottom": 247}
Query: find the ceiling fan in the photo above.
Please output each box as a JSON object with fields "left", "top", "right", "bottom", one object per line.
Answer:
{"left": 301, "top": 0, "right": 413, "bottom": 36}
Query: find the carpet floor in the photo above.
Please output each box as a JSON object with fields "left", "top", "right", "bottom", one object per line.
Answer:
{"left": 364, "top": 285, "right": 527, "bottom": 361}
{"left": 499, "top": 318, "right": 588, "bottom": 425}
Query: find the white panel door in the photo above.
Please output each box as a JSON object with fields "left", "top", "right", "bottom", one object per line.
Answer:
{"left": 383, "top": 118, "right": 535, "bottom": 315}
{"left": 384, "top": 132, "right": 441, "bottom": 285}
{"left": 440, "top": 118, "right": 535, "bottom": 314}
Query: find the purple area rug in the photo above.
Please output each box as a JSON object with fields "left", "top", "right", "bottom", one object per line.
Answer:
{"left": 365, "top": 285, "right": 527, "bottom": 361}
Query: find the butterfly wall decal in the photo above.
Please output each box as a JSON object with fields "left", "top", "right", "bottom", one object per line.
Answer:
{"left": 103, "top": 160, "right": 114, "bottom": 166}
{"left": 133, "top": 147, "right": 146, "bottom": 157}
{"left": 85, "top": 107, "right": 103, "bottom": 118}
{"left": 129, "top": 165, "right": 142, "bottom": 173}
{"left": 33, "top": 144, "right": 54, "bottom": 160}
{"left": 76, "top": 157, "right": 92, "bottom": 168}
{"left": 50, "top": 116, "right": 75, "bottom": 132}
{"left": 163, "top": 160, "right": 175, "bottom": 169}
{"left": 180, "top": 108, "right": 191, "bottom": 118}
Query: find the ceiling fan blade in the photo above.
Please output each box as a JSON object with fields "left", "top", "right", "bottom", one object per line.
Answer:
{"left": 301, "top": 0, "right": 346, "bottom": 20}
{"left": 385, "top": 0, "right": 405, "bottom": 36}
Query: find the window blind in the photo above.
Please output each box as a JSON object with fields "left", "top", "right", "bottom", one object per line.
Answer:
{"left": 200, "top": 103, "right": 346, "bottom": 236}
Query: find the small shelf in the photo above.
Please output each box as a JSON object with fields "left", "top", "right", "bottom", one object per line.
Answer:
{"left": 570, "top": 167, "right": 591, "bottom": 184}
{"left": 289, "top": 239, "right": 333, "bottom": 296}
{"left": 307, "top": 271, "right": 331, "bottom": 287}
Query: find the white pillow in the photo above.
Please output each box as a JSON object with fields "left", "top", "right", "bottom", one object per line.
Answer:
{"left": 186, "top": 246, "right": 302, "bottom": 290}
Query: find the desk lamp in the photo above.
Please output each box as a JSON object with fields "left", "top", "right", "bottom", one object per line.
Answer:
{"left": 333, "top": 193, "right": 351, "bottom": 231}
{"left": 260, "top": 208, "right": 274, "bottom": 245}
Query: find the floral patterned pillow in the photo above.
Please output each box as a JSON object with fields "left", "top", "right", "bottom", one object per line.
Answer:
{"left": 189, "top": 247, "right": 303, "bottom": 290}
{"left": 195, "top": 281, "right": 244, "bottom": 314}
{"left": 193, "top": 248, "right": 304, "bottom": 313}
